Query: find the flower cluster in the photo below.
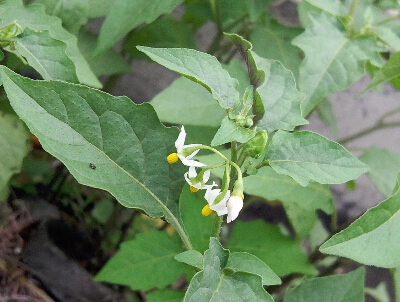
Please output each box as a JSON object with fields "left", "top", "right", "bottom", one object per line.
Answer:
{"left": 167, "top": 126, "right": 243, "bottom": 223}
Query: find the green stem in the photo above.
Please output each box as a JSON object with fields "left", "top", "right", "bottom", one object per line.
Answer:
{"left": 207, "top": 0, "right": 223, "bottom": 55}
{"left": 338, "top": 120, "right": 400, "bottom": 145}
{"left": 229, "top": 141, "right": 238, "bottom": 190}
{"left": 349, "top": 0, "right": 359, "bottom": 20}
{"left": 196, "top": 145, "right": 229, "bottom": 162}
{"left": 374, "top": 13, "right": 400, "bottom": 26}
{"left": 211, "top": 214, "right": 224, "bottom": 239}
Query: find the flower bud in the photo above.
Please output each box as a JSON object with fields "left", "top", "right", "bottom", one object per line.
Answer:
{"left": 241, "top": 130, "right": 268, "bottom": 159}
{"left": 226, "top": 195, "right": 243, "bottom": 223}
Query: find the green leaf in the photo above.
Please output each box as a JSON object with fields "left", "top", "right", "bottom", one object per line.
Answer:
{"left": 243, "top": 167, "right": 333, "bottom": 238}
{"left": 224, "top": 33, "right": 265, "bottom": 89}
{"left": 95, "top": 230, "right": 191, "bottom": 290}
{"left": 96, "top": 0, "right": 183, "bottom": 55}
{"left": 252, "top": 52, "right": 308, "bottom": 133}
{"left": 211, "top": 116, "right": 256, "bottom": 146}
{"left": 315, "top": 98, "right": 338, "bottom": 136}
{"left": 146, "top": 289, "right": 185, "bottom": 302}
{"left": 283, "top": 267, "right": 365, "bottom": 302}
{"left": 362, "top": 51, "right": 400, "bottom": 93}
{"left": 292, "top": 13, "right": 386, "bottom": 115}
{"left": 175, "top": 250, "right": 204, "bottom": 270}
{"left": 0, "top": 112, "right": 30, "bottom": 200}
{"left": 150, "top": 77, "right": 226, "bottom": 128}
{"left": 359, "top": 146, "right": 400, "bottom": 197}
{"left": 14, "top": 28, "right": 79, "bottom": 83}
{"left": 265, "top": 130, "right": 369, "bottom": 187}
{"left": 0, "top": 66, "right": 188, "bottom": 238}
{"left": 87, "top": 0, "right": 116, "bottom": 18}
{"left": 77, "top": 29, "right": 130, "bottom": 77}
{"left": 138, "top": 46, "right": 240, "bottom": 110}
{"left": 124, "top": 17, "right": 196, "bottom": 60}
{"left": 227, "top": 220, "right": 317, "bottom": 276}
{"left": 226, "top": 252, "right": 281, "bottom": 286}
{"left": 180, "top": 184, "right": 214, "bottom": 253}
{"left": 34, "top": 0, "right": 89, "bottom": 34}
{"left": 320, "top": 178, "right": 400, "bottom": 268}
{"left": 0, "top": 0, "right": 101, "bottom": 87}
{"left": 374, "top": 22, "right": 400, "bottom": 52}
{"left": 250, "top": 21, "right": 303, "bottom": 80}
{"left": 0, "top": 49, "right": 4, "bottom": 61}
{"left": 320, "top": 183, "right": 400, "bottom": 268}
{"left": 184, "top": 238, "right": 274, "bottom": 302}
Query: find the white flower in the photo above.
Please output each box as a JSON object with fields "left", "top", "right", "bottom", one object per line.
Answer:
{"left": 204, "top": 186, "right": 230, "bottom": 216}
{"left": 226, "top": 195, "right": 243, "bottom": 223}
{"left": 167, "top": 126, "right": 205, "bottom": 167}
{"left": 184, "top": 166, "right": 212, "bottom": 192}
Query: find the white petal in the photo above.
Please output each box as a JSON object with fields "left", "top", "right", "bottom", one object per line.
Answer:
{"left": 184, "top": 170, "right": 193, "bottom": 186}
{"left": 203, "top": 170, "right": 211, "bottom": 183}
{"left": 188, "top": 166, "right": 197, "bottom": 178}
{"left": 227, "top": 195, "right": 243, "bottom": 223}
{"left": 178, "top": 154, "right": 206, "bottom": 167}
{"left": 210, "top": 190, "right": 230, "bottom": 216}
{"left": 205, "top": 188, "right": 221, "bottom": 204}
{"left": 175, "top": 126, "right": 186, "bottom": 152}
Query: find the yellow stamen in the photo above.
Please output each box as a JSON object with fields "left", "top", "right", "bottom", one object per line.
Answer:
{"left": 167, "top": 153, "right": 179, "bottom": 164}
{"left": 202, "top": 204, "right": 213, "bottom": 216}
{"left": 190, "top": 186, "right": 199, "bottom": 193}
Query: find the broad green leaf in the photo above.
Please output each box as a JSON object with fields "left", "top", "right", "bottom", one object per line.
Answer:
{"left": 292, "top": 13, "right": 385, "bottom": 116}
{"left": 315, "top": 98, "right": 338, "bottom": 136}
{"left": 222, "top": 59, "right": 250, "bottom": 97}
{"left": 0, "top": 0, "right": 101, "bottom": 87}
{"left": 211, "top": 116, "right": 256, "bottom": 146}
{"left": 250, "top": 21, "right": 303, "bottom": 80}
{"left": 283, "top": 267, "right": 365, "bottom": 302}
{"left": 150, "top": 59, "right": 248, "bottom": 128}
{"left": 0, "top": 112, "right": 30, "bottom": 200}
{"left": 77, "top": 29, "right": 130, "bottom": 77}
{"left": 184, "top": 125, "right": 219, "bottom": 147}
{"left": 147, "top": 289, "right": 185, "bottom": 302}
{"left": 359, "top": 146, "right": 400, "bottom": 197}
{"left": 253, "top": 53, "right": 308, "bottom": 133}
{"left": 365, "top": 282, "right": 391, "bottom": 302}
{"left": 184, "top": 238, "right": 274, "bottom": 302}
{"left": 224, "top": 33, "right": 265, "bottom": 89}
{"left": 95, "top": 230, "right": 192, "bottom": 290}
{"left": 124, "top": 18, "right": 196, "bottom": 60}
{"left": 243, "top": 167, "right": 333, "bottom": 237}
{"left": 175, "top": 250, "right": 204, "bottom": 270}
{"left": 374, "top": 22, "right": 400, "bottom": 52}
{"left": 34, "top": 0, "right": 89, "bottom": 34}
{"left": 265, "top": 130, "right": 369, "bottom": 187}
{"left": 96, "top": 0, "right": 184, "bottom": 55}
{"left": 180, "top": 184, "right": 214, "bottom": 253}
{"left": 320, "top": 182, "right": 400, "bottom": 267}
{"left": 14, "top": 28, "right": 79, "bottom": 83}
{"left": 150, "top": 77, "right": 226, "bottom": 128}
{"left": 138, "top": 46, "right": 240, "bottom": 110}
{"left": 227, "top": 220, "right": 317, "bottom": 276}
{"left": 0, "top": 67, "right": 188, "bottom": 237}
{"left": 87, "top": 0, "right": 116, "bottom": 18}
{"left": 226, "top": 252, "right": 281, "bottom": 286}
{"left": 362, "top": 51, "right": 400, "bottom": 93}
